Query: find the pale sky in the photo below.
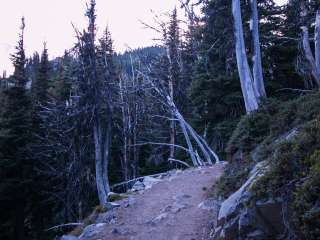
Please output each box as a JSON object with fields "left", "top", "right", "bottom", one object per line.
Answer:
{"left": 0, "top": 0, "right": 288, "bottom": 75}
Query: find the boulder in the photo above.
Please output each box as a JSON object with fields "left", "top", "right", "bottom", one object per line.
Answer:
{"left": 218, "top": 161, "right": 268, "bottom": 223}
{"left": 214, "top": 161, "right": 285, "bottom": 240}
{"left": 131, "top": 181, "right": 145, "bottom": 192}
{"left": 79, "top": 223, "right": 106, "bottom": 240}
{"left": 143, "top": 176, "right": 162, "bottom": 189}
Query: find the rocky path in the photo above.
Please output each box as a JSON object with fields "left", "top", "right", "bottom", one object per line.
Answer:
{"left": 83, "top": 164, "right": 224, "bottom": 240}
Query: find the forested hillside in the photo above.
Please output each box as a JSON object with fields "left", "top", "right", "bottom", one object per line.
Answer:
{"left": 0, "top": 0, "right": 320, "bottom": 239}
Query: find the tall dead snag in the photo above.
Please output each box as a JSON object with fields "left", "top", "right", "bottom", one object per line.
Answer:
{"left": 166, "top": 8, "right": 181, "bottom": 161}
{"left": 232, "top": 0, "right": 267, "bottom": 113}
{"left": 250, "top": 0, "right": 266, "bottom": 98}
{"left": 315, "top": 10, "right": 320, "bottom": 76}
{"left": 232, "top": 0, "right": 259, "bottom": 113}
{"left": 300, "top": 2, "right": 320, "bottom": 87}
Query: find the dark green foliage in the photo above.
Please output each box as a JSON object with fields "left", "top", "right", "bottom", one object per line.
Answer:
{"left": 32, "top": 44, "right": 50, "bottom": 105}
{"left": 51, "top": 52, "right": 73, "bottom": 102}
{"left": 294, "top": 151, "right": 320, "bottom": 240}
{"left": 216, "top": 92, "right": 320, "bottom": 238}
{"left": 0, "top": 18, "right": 32, "bottom": 240}
{"left": 227, "top": 107, "right": 273, "bottom": 155}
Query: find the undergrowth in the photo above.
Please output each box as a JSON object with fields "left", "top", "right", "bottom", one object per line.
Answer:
{"left": 214, "top": 92, "right": 320, "bottom": 239}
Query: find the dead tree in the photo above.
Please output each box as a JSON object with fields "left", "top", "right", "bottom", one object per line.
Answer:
{"left": 300, "top": 1, "right": 320, "bottom": 87}
{"left": 250, "top": 0, "right": 266, "bottom": 98}
{"left": 141, "top": 68, "right": 220, "bottom": 166}
{"left": 232, "top": 0, "right": 267, "bottom": 113}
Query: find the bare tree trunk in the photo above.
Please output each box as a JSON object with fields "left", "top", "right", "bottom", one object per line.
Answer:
{"left": 165, "top": 43, "right": 177, "bottom": 161}
{"left": 232, "top": 0, "right": 259, "bottom": 113}
{"left": 119, "top": 76, "right": 129, "bottom": 181}
{"left": 94, "top": 121, "right": 107, "bottom": 206}
{"left": 183, "top": 120, "right": 220, "bottom": 163}
{"left": 165, "top": 93, "right": 218, "bottom": 165}
{"left": 132, "top": 102, "right": 138, "bottom": 179}
{"left": 102, "top": 118, "right": 112, "bottom": 194}
{"left": 177, "top": 115, "right": 198, "bottom": 166}
{"left": 176, "top": 112, "right": 211, "bottom": 165}
{"left": 169, "top": 73, "right": 176, "bottom": 160}
{"left": 93, "top": 117, "right": 111, "bottom": 206}
{"left": 301, "top": 26, "right": 320, "bottom": 86}
{"left": 250, "top": 0, "right": 266, "bottom": 99}
{"left": 315, "top": 10, "right": 320, "bottom": 80}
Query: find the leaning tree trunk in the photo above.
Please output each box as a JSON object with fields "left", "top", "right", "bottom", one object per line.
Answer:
{"left": 177, "top": 116, "right": 198, "bottom": 166}
{"left": 232, "top": 0, "right": 259, "bottom": 113}
{"left": 250, "top": 0, "right": 266, "bottom": 99}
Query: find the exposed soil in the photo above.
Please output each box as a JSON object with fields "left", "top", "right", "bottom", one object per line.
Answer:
{"left": 88, "top": 164, "right": 224, "bottom": 240}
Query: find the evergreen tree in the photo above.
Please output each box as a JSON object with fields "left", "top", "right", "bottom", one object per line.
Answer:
{"left": 0, "top": 17, "right": 32, "bottom": 240}
{"left": 26, "top": 52, "right": 40, "bottom": 88}
{"left": 74, "top": 0, "right": 115, "bottom": 207}
{"left": 32, "top": 44, "right": 50, "bottom": 105}
{"left": 51, "top": 51, "right": 72, "bottom": 102}
{"left": 29, "top": 44, "right": 52, "bottom": 240}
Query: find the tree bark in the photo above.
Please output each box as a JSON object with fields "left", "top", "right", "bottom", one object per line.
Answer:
{"left": 169, "top": 72, "right": 176, "bottom": 161}
{"left": 250, "top": 0, "right": 266, "bottom": 99}
{"left": 93, "top": 116, "right": 111, "bottom": 206}
{"left": 102, "top": 118, "right": 112, "bottom": 194}
{"left": 177, "top": 115, "right": 198, "bottom": 166}
{"left": 176, "top": 112, "right": 211, "bottom": 165}
{"left": 315, "top": 10, "right": 320, "bottom": 81}
{"left": 119, "top": 76, "right": 129, "bottom": 181}
{"left": 232, "top": 0, "right": 259, "bottom": 113}
{"left": 301, "top": 26, "right": 320, "bottom": 86}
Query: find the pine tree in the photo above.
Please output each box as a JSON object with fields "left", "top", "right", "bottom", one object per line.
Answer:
{"left": 29, "top": 44, "right": 52, "bottom": 240}
{"left": 32, "top": 44, "right": 50, "bottom": 105}
{"left": 0, "top": 17, "right": 32, "bottom": 240}
{"left": 74, "top": 0, "right": 115, "bottom": 207}
{"left": 52, "top": 52, "right": 72, "bottom": 102}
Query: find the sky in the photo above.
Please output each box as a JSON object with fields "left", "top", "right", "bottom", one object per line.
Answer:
{"left": 0, "top": 0, "right": 288, "bottom": 75}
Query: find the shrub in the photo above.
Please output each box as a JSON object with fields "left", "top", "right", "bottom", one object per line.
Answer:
{"left": 215, "top": 93, "right": 320, "bottom": 238}
{"left": 293, "top": 151, "right": 320, "bottom": 240}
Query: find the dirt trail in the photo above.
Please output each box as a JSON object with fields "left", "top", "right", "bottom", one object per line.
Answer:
{"left": 89, "top": 164, "right": 224, "bottom": 240}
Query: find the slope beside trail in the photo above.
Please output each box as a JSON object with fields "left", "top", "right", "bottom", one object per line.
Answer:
{"left": 86, "top": 163, "right": 224, "bottom": 240}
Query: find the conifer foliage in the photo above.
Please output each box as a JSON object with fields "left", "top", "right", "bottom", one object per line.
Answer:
{"left": 0, "top": 17, "right": 32, "bottom": 240}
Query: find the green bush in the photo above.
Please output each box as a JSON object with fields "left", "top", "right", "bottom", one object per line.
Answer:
{"left": 215, "top": 93, "right": 320, "bottom": 238}
{"left": 293, "top": 151, "right": 320, "bottom": 240}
